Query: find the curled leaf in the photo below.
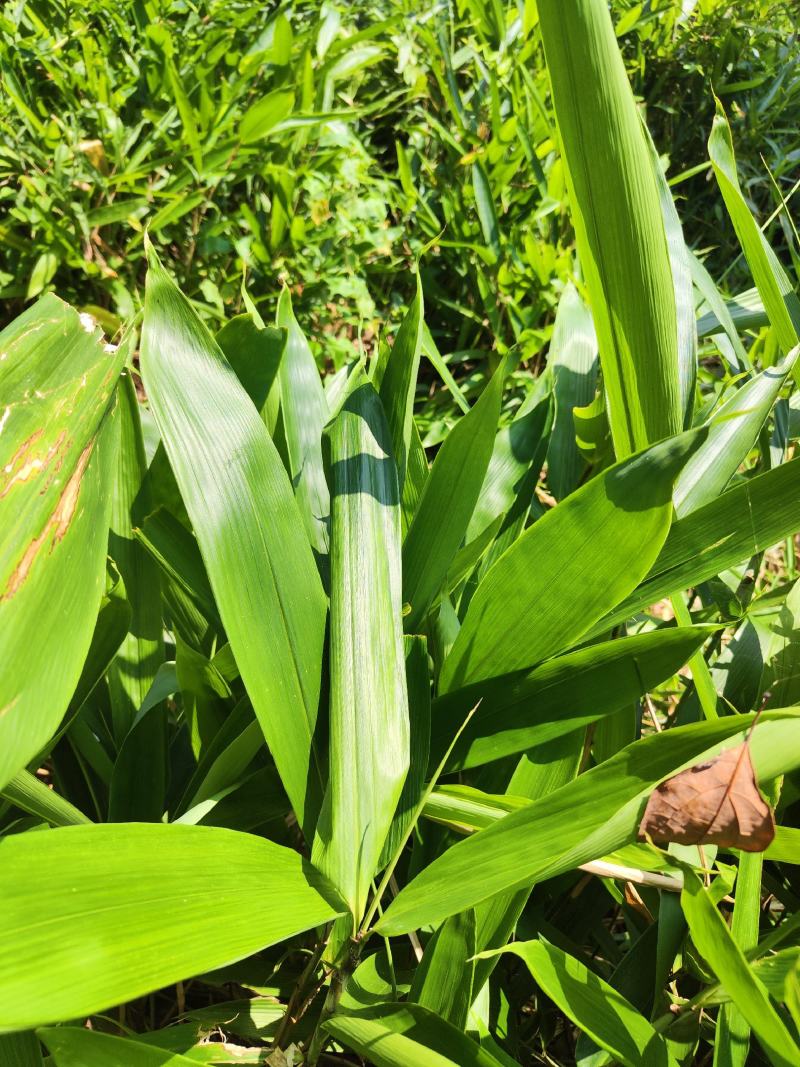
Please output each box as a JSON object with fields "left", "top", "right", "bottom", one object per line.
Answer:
{"left": 638, "top": 742, "right": 775, "bottom": 852}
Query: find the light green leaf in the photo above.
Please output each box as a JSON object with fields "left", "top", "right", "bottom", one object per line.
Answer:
{"left": 379, "top": 635, "right": 431, "bottom": 867}
{"left": 538, "top": 0, "right": 681, "bottom": 456}
{"left": 494, "top": 940, "right": 677, "bottom": 1067}
{"left": 547, "top": 281, "right": 597, "bottom": 500}
{"left": 714, "top": 852, "right": 764, "bottom": 1067}
{"left": 0, "top": 824, "right": 342, "bottom": 1031}
{"left": 140, "top": 243, "right": 327, "bottom": 834}
{"left": 440, "top": 429, "right": 705, "bottom": 692}
{"left": 402, "top": 360, "right": 505, "bottom": 630}
{"left": 312, "top": 382, "right": 409, "bottom": 921}
{"left": 1, "top": 769, "right": 90, "bottom": 827}
{"left": 674, "top": 346, "right": 799, "bottom": 517}
{"left": 682, "top": 870, "right": 799, "bottom": 1067}
{"left": 376, "top": 711, "right": 800, "bottom": 935}
{"left": 471, "top": 162, "right": 500, "bottom": 257}
{"left": 0, "top": 296, "right": 124, "bottom": 792}
{"left": 708, "top": 99, "right": 800, "bottom": 358}
{"left": 39, "top": 1027, "right": 197, "bottom": 1066}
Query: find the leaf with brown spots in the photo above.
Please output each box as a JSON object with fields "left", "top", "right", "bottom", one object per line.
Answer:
{"left": 638, "top": 741, "right": 775, "bottom": 852}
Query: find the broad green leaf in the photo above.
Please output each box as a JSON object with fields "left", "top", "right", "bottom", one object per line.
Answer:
{"left": 423, "top": 785, "right": 528, "bottom": 834}
{"left": 0, "top": 823, "right": 342, "bottom": 1031}
{"left": 681, "top": 870, "right": 799, "bottom": 1067}
{"left": 341, "top": 951, "right": 405, "bottom": 1011}
{"left": 0, "top": 296, "right": 124, "bottom": 792}
{"left": 239, "top": 88, "right": 295, "bottom": 144}
{"left": 376, "top": 711, "right": 800, "bottom": 934}
{"left": 538, "top": 0, "right": 681, "bottom": 456}
{"left": 324, "top": 1002, "right": 507, "bottom": 1067}
{"left": 107, "top": 364, "right": 163, "bottom": 742}
{"left": 600, "top": 457, "right": 800, "bottom": 633}
{"left": 379, "top": 274, "right": 424, "bottom": 492}
{"left": 140, "top": 244, "right": 327, "bottom": 833}
{"left": 432, "top": 625, "right": 718, "bottom": 771}
{"left": 439, "top": 429, "right": 705, "bottom": 692}
{"left": 674, "top": 346, "right": 799, "bottom": 517}
{"left": 312, "top": 382, "right": 409, "bottom": 921}
{"left": 275, "top": 286, "right": 330, "bottom": 566}
{"left": 495, "top": 940, "right": 677, "bottom": 1067}
{"left": 402, "top": 360, "right": 505, "bottom": 630}
{"left": 708, "top": 99, "right": 800, "bottom": 358}
{"left": 39, "top": 1028, "right": 197, "bottom": 1066}
{"left": 32, "top": 570, "right": 131, "bottom": 757}
{"left": 546, "top": 281, "right": 597, "bottom": 500}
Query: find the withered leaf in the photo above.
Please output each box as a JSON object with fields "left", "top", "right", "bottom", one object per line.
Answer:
{"left": 638, "top": 741, "right": 775, "bottom": 852}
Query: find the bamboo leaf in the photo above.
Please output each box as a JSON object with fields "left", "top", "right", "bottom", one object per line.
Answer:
{"left": 325, "top": 1002, "right": 507, "bottom": 1067}
{"left": 0, "top": 296, "right": 124, "bottom": 792}
{"left": 275, "top": 286, "right": 330, "bottom": 568}
{"left": 546, "top": 282, "right": 597, "bottom": 500}
{"left": 674, "top": 346, "right": 799, "bottom": 517}
{"left": 432, "top": 625, "right": 718, "bottom": 772}
{"left": 682, "top": 870, "right": 799, "bottom": 1067}
{"left": 599, "top": 457, "right": 800, "bottom": 633}
{"left": 538, "top": 0, "right": 681, "bottom": 456}
{"left": 402, "top": 360, "right": 506, "bottom": 631}
{"left": 39, "top": 1028, "right": 197, "bottom": 1066}
{"left": 0, "top": 1032, "right": 42, "bottom": 1067}
{"left": 140, "top": 243, "right": 327, "bottom": 834}
{"left": 440, "top": 429, "right": 705, "bottom": 692}
{"left": 379, "top": 274, "right": 424, "bottom": 492}
{"left": 0, "top": 824, "right": 342, "bottom": 1031}
{"left": 107, "top": 371, "right": 164, "bottom": 742}
{"left": 312, "top": 382, "right": 409, "bottom": 922}
{"left": 492, "top": 940, "right": 677, "bottom": 1067}
{"left": 708, "top": 99, "right": 800, "bottom": 358}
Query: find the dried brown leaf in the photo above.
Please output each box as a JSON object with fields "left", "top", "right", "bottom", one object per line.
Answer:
{"left": 638, "top": 742, "right": 775, "bottom": 852}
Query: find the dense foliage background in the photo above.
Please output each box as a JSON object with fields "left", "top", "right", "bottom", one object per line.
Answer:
{"left": 1, "top": 0, "right": 798, "bottom": 362}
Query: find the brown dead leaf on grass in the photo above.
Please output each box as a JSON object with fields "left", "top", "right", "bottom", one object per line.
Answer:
{"left": 638, "top": 740, "right": 775, "bottom": 852}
